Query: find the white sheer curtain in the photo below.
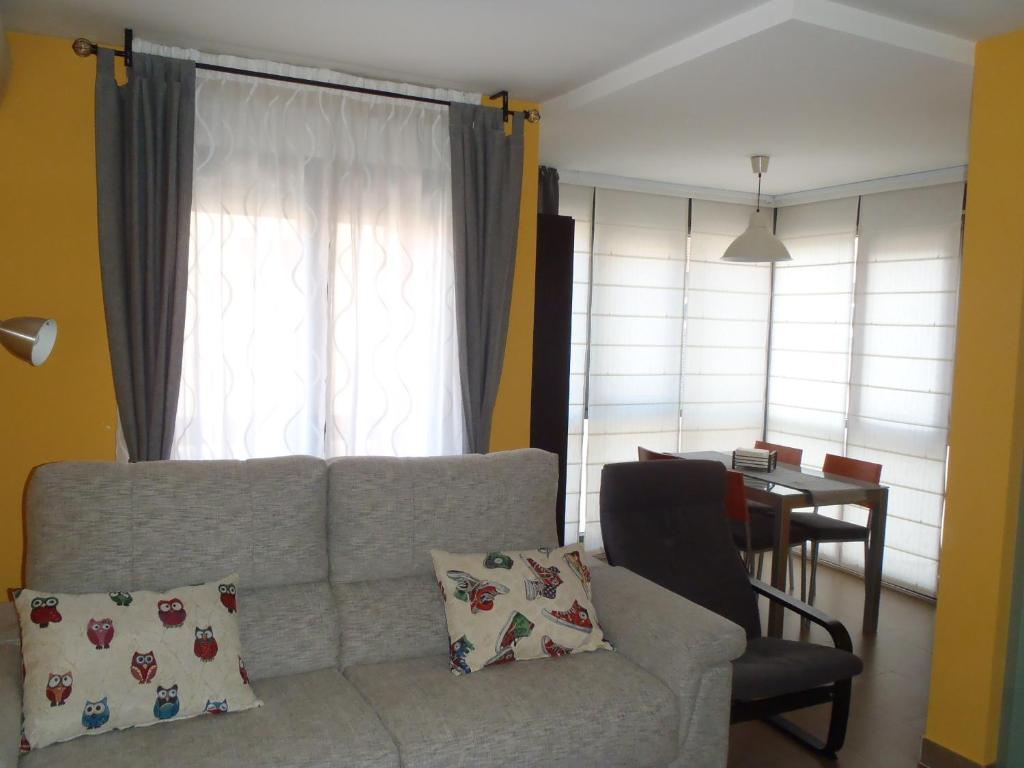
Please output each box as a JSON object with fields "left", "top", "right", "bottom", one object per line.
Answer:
{"left": 151, "top": 45, "right": 469, "bottom": 459}
{"left": 682, "top": 200, "right": 771, "bottom": 451}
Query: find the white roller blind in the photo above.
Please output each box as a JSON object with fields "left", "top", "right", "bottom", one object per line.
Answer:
{"left": 842, "top": 182, "right": 964, "bottom": 595}
{"left": 583, "top": 188, "right": 689, "bottom": 550}
{"left": 683, "top": 200, "right": 771, "bottom": 451}
{"left": 559, "top": 184, "right": 594, "bottom": 546}
{"left": 767, "top": 198, "right": 858, "bottom": 468}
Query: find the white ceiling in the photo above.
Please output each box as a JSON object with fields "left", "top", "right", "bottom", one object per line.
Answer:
{"left": 3, "top": 0, "right": 1023, "bottom": 193}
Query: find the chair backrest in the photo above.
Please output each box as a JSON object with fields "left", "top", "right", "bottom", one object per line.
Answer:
{"left": 822, "top": 453, "right": 882, "bottom": 484}
{"left": 600, "top": 459, "right": 761, "bottom": 639}
{"left": 822, "top": 453, "right": 882, "bottom": 509}
{"left": 755, "top": 440, "right": 803, "bottom": 467}
{"left": 725, "top": 470, "right": 750, "bottom": 524}
{"left": 638, "top": 446, "right": 678, "bottom": 461}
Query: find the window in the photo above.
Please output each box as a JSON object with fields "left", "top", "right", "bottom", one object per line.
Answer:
{"left": 561, "top": 187, "right": 760, "bottom": 550}
{"left": 844, "top": 184, "right": 963, "bottom": 594}
{"left": 767, "top": 197, "right": 858, "bottom": 469}
{"left": 564, "top": 181, "right": 963, "bottom": 596}
{"left": 683, "top": 200, "right": 771, "bottom": 451}
{"left": 172, "top": 70, "right": 463, "bottom": 460}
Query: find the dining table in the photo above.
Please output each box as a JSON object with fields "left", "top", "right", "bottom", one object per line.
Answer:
{"left": 671, "top": 450, "right": 889, "bottom": 637}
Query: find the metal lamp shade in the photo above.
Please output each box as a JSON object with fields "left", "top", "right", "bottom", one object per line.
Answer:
{"left": 0, "top": 317, "right": 58, "bottom": 366}
{"left": 722, "top": 210, "right": 792, "bottom": 263}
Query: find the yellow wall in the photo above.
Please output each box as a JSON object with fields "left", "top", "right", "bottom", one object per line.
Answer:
{"left": 489, "top": 97, "right": 539, "bottom": 452}
{"left": 0, "top": 32, "right": 118, "bottom": 593}
{"left": 0, "top": 32, "right": 538, "bottom": 594}
{"left": 925, "top": 26, "right": 1024, "bottom": 765}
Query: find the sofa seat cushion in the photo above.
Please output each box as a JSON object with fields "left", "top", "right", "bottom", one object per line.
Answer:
{"left": 21, "top": 668, "right": 399, "bottom": 768}
{"left": 732, "top": 637, "right": 863, "bottom": 701}
{"left": 345, "top": 650, "right": 678, "bottom": 768}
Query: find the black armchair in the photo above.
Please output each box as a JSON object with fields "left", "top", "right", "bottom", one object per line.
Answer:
{"left": 600, "top": 459, "right": 863, "bottom": 759}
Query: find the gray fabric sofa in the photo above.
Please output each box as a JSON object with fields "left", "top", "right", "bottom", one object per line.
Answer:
{"left": 0, "top": 449, "right": 745, "bottom": 768}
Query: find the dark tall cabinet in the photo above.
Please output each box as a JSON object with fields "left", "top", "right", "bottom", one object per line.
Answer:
{"left": 530, "top": 213, "right": 576, "bottom": 545}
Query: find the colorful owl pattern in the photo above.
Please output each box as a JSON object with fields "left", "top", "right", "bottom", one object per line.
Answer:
{"left": 14, "top": 574, "right": 262, "bottom": 752}
{"left": 431, "top": 544, "right": 611, "bottom": 675}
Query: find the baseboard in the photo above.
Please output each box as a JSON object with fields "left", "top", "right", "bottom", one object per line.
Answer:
{"left": 919, "top": 738, "right": 996, "bottom": 768}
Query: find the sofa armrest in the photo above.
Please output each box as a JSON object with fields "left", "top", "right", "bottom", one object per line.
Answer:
{"left": 0, "top": 642, "right": 20, "bottom": 768}
{"left": 590, "top": 558, "right": 746, "bottom": 674}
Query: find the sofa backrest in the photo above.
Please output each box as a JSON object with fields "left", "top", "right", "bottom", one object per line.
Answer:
{"left": 326, "top": 449, "right": 558, "bottom": 668}
{"left": 23, "top": 456, "right": 338, "bottom": 681}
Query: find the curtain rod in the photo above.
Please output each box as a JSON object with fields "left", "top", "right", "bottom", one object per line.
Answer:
{"left": 72, "top": 28, "right": 541, "bottom": 123}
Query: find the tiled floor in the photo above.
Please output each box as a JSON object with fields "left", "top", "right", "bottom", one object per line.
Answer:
{"left": 728, "top": 560, "right": 935, "bottom": 768}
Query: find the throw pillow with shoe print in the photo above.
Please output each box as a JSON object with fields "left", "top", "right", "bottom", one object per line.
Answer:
{"left": 431, "top": 544, "right": 611, "bottom": 675}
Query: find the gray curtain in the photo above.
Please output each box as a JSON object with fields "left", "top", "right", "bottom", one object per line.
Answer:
{"left": 95, "top": 50, "right": 196, "bottom": 461}
{"left": 538, "top": 166, "right": 560, "bottom": 215}
{"left": 449, "top": 103, "right": 525, "bottom": 454}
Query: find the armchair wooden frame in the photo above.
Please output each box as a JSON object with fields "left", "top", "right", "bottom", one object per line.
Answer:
{"left": 732, "top": 577, "right": 854, "bottom": 759}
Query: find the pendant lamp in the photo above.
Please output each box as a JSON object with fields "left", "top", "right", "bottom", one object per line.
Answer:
{"left": 722, "top": 156, "right": 792, "bottom": 263}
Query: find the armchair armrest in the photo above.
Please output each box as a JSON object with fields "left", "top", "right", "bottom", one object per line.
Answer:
{"left": 590, "top": 559, "right": 746, "bottom": 673}
{"left": 749, "top": 577, "right": 853, "bottom": 653}
{"left": 0, "top": 640, "right": 20, "bottom": 768}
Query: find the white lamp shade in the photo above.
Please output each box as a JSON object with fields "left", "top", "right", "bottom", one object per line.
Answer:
{"left": 722, "top": 210, "right": 792, "bottom": 263}
{"left": 0, "top": 317, "right": 58, "bottom": 366}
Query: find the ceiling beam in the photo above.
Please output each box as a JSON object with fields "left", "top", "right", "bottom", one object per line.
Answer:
{"left": 543, "top": 0, "right": 974, "bottom": 113}
{"left": 792, "top": 0, "right": 974, "bottom": 66}
{"left": 543, "top": 0, "right": 794, "bottom": 114}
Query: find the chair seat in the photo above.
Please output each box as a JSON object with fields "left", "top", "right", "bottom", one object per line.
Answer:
{"left": 790, "top": 512, "right": 869, "bottom": 543}
{"left": 730, "top": 514, "right": 808, "bottom": 552}
{"left": 346, "top": 651, "right": 679, "bottom": 768}
{"left": 732, "top": 637, "right": 863, "bottom": 702}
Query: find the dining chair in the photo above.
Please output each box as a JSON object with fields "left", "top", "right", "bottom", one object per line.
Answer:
{"left": 637, "top": 446, "right": 677, "bottom": 461}
{"left": 754, "top": 440, "right": 804, "bottom": 467}
{"left": 748, "top": 440, "right": 806, "bottom": 594}
{"left": 726, "top": 469, "right": 807, "bottom": 585}
{"left": 791, "top": 453, "right": 882, "bottom": 606}
{"left": 600, "top": 459, "right": 863, "bottom": 758}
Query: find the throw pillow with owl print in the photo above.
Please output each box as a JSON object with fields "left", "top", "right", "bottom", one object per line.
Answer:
{"left": 431, "top": 544, "right": 611, "bottom": 675}
{"left": 14, "top": 574, "right": 262, "bottom": 751}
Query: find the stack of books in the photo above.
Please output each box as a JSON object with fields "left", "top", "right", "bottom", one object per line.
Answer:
{"left": 732, "top": 447, "right": 778, "bottom": 473}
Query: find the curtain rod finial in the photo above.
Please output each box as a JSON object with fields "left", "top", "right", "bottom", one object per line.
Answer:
{"left": 72, "top": 38, "right": 97, "bottom": 57}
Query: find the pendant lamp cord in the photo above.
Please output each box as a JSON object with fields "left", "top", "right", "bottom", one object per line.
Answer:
{"left": 756, "top": 172, "right": 762, "bottom": 213}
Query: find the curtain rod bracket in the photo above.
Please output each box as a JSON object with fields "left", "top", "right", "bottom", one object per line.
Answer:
{"left": 489, "top": 90, "right": 511, "bottom": 122}
{"left": 72, "top": 27, "right": 133, "bottom": 64}
{"left": 489, "top": 90, "right": 541, "bottom": 124}
{"left": 123, "top": 28, "right": 133, "bottom": 68}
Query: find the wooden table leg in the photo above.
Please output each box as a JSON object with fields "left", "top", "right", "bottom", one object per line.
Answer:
{"left": 862, "top": 487, "right": 888, "bottom": 635}
{"left": 767, "top": 497, "right": 790, "bottom": 637}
